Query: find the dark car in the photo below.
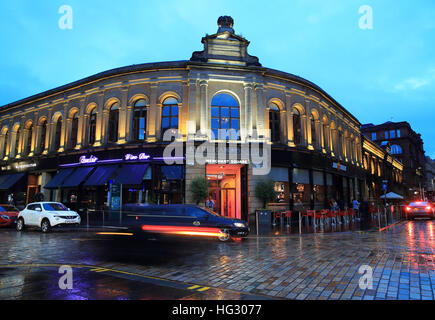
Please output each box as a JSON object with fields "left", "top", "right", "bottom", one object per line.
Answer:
{"left": 0, "top": 205, "right": 19, "bottom": 227}
{"left": 122, "top": 204, "right": 249, "bottom": 241}
{"left": 405, "top": 202, "right": 434, "bottom": 220}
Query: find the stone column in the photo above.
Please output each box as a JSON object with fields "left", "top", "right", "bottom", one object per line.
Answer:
{"left": 187, "top": 79, "right": 198, "bottom": 139}
{"left": 286, "top": 94, "right": 294, "bottom": 147}
{"left": 280, "top": 108, "right": 287, "bottom": 145}
{"left": 0, "top": 134, "right": 6, "bottom": 159}
{"left": 301, "top": 114, "right": 308, "bottom": 147}
{"left": 180, "top": 83, "right": 189, "bottom": 139}
{"left": 244, "top": 83, "right": 252, "bottom": 139}
{"left": 255, "top": 84, "right": 265, "bottom": 137}
{"left": 95, "top": 92, "right": 104, "bottom": 146}
{"left": 199, "top": 80, "right": 208, "bottom": 137}
{"left": 76, "top": 98, "right": 86, "bottom": 149}
{"left": 9, "top": 130, "right": 17, "bottom": 159}
{"left": 147, "top": 83, "right": 158, "bottom": 142}
{"left": 118, "top": 87, "right": 129, "bottom": 144}
{"left": 126, "top": 104, "right": 134, "bottom": 142}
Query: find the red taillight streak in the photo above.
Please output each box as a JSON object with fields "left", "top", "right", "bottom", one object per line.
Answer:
{"left": 406, "top": 207, "right": 411, "bottom": 212}
{"left": 141, "top": 225, "right": 224, "bottom": 237}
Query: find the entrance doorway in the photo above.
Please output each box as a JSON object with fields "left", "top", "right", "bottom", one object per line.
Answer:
{"left": 206, "top": 164, "right": 243, "bottom": 219}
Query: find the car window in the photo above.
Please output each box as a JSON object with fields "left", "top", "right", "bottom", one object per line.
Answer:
{"left": 34, "top": 204, "right": 42, "bottom": 211}
{"left": 0, "top": 206, "right": 5, "bottom": 212}
{"left": 27, "top": 204, "right": 36, "bottom": 211}
{"left": 186, "top": 207, "right": 209, "bottom": 218}
{"left": 43, "top": 203, "right": 67, "bottom": 211}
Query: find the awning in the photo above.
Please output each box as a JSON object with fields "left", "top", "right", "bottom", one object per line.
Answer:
{"left": 44, "top": 169, "right": 75, "bottom": 189}
{"left": 83, "top": 165, "right": 118, "bottom": 187}
{"left": 62, "top": 167, "right": 95, "bottom": 188}
{"left": 161, "top": 166, "right": 183, "bottom": 180}
{"left": 0, "top": 173, "right": 25, "bottom": 190}
{"left": 113, "top": 164, "right": 149, "bottom": 185}
{"left": 380, "top": 192, "right": 404, "bottom": 200}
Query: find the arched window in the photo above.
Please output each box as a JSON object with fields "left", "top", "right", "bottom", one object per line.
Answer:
{"left": 25, "top": 123, "right": 33, "bottom": 156}
{"left": 211, "top": 93, "right": 240, "bottom": 140}
{"left": 70, "top": 113, "right": 78, "bottom": 149}
{"left": 14, "top": 127, "right": 21, "bottom": 156}
{"left": 88, "top": 108, "right": 97, "bottom": 146}
{"left": 268, "top": 103, "right": 280, "bottom": 143}
{"left": 3, "top": 130, "right": 8, "bottom": 157}
{"left": 54, "top": 117, "right": 62, "bottom": 150}
{"left": 322, "top": 121, "right": 328, "bottom": 149}
{"left": 338, "top": 130, "right": 344, "bottom": 156}
{"left": 293, "top": 109, "right": 301, "bottom": 145}
{"left": 161, "top": 97, "right": 179, "bottom": 134}
{"left": 391, "top": 144, "right": 402, "bottom": 155}
{"left": 310, "top": 114, "right": 316, "bottom": 147}
{"left": 108, "top": 102, "right": 120, "bottom": 143}
{"left": 133, "top": 99, "right": 147, "bottom": 141}
{"left": 40, "top": 119, "right": 47, "bottom": 153}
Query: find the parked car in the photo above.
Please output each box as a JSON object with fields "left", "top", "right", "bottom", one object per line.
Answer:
{"left": 122, "top": 204, "right": 249, "bottom": 242}
{"left": 16, "top": 202, "right": 81, "bottom": 233}
{"left": 0, "top": 205, "right": 20, "bottom": 227}
{"left": 405, "top": 201, "right": 434, "bottom": 220}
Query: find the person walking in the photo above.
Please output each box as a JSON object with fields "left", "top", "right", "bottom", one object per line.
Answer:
{"left": 352, "top": 198, "right": 360, "bottom": 221}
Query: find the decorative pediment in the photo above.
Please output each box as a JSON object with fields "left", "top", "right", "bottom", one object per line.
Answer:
{"left": 190, "top": 16, "right": 261, "bottom": 67}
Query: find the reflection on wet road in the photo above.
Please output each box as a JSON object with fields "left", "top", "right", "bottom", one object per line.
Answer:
{"left": 0, "top": 220, "right": 434, "bottom": 300}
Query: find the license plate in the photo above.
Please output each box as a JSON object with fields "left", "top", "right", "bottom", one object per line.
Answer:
{"left": 66, "top": 220, "right": 76, "bottom": 224}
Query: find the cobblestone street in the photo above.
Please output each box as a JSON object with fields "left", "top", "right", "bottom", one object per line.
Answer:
{"left": 1, "top": 220, "right": 434, "bottom": 300}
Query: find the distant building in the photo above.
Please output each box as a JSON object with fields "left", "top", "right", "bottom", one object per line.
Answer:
{"left": 361, "top": 121, "right": 426, "bottom": 200}
{"left": 426, "top": 157, "right": 435, "bottom": 202}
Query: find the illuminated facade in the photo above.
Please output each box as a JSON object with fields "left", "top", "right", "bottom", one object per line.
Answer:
{"left": 0, "top": 17, "right": 402, "bottom": 219}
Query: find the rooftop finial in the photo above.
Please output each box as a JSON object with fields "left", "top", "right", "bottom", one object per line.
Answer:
{"left": 217, "top": 16, "right": 234, "bottom": 34}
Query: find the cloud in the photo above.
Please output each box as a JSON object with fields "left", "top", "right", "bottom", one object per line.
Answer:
{"left": 394, "top": 69, "right": 435, "bottom": 91}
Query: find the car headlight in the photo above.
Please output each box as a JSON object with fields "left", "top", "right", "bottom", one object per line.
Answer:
{"left": 1, "top": 215, "right": 10, "bottom": 220}
{"left": 234, "top": 222, "right": 245, "bottom": 228}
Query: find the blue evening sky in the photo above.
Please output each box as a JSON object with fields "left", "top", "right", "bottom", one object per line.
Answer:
{"left": 0, "top": 0, "right": 434, "bottom": 157}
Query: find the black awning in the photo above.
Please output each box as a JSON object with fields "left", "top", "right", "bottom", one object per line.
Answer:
{"left": 0, "top": 173, "right": 25, "bottom": 190}
{"left": 113, "top": 164, "right": 149, "bottom": 185}
{"left": 44, "top": 169, "right": 75, "bottom": 189}
{"left": 61, "top": 167, "right": 95, "bottom": 188}
{"left": 83, "top": 165, "right": 118, "bottom": 187}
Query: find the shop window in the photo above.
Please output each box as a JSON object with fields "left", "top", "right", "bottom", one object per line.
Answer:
{"left": 88, "top": 108, "right": 97, "bottom": 146}
{"left": 40, "top": 120, "right": 47, "bottom": 153}
{"left": 211, "top": 93, "right": 240, "bottom": 140}
{"left": 267, "top": 167, "right": 290, "bottom": 208}
{"left": 292, "top": 168, "right": 310, "bottom": 208}
{"left": 108, "top": 102, "right": 120, "bottom": 143}
{"left": 293, "top": 109, "right": 302, "bottom": 145}
{"left": 70, "top": 113, "right": 78, "bottom": 149}
{"left": 313, "top": 171, "right": 325, "bottom": 210}
{"left": 268, "top": 103, "right": 280, "bottom": 143}
{"left": 54, "top": 117, "right": 62, "bottom": 150}
{"left": 161, "top": 97, "right": 179, "bottom": 134}
{"left": 133, "top": 99, "right": 148, "bottom": 141}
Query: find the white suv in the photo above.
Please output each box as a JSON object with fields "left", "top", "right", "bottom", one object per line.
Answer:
{"left": 16, "top": 202, "right": 81, "bottom": 233}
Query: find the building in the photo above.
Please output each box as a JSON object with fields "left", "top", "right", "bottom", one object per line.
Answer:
{"left": 426, "top": 157, "right": 435, "bottom": 202}
{"left": 0, "top": 16, "right": 403, "bottom": 220}
{"left": 361, "top": 121, "right": 425, "bottom": 200}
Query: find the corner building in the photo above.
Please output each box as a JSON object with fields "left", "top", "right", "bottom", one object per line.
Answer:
{"left": 0, "top": 17, "right": 400, "bottom": 220}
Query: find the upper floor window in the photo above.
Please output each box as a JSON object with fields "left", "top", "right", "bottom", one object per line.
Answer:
{"left": 385, "top": 131, "right": 389, "bottom": 139}
{"left": 310, "top": 114, "right": 316, "bottom": 147}
{"left": 89, "top": 108, "right": 97, "bottom": 146}
{"left": 54, "top": 117, "right": 62, "bottom": 150}
{"left": 268, "top": 103, "right": 280, "bottom": 143}
{"left": 211, "top": 93, "right": 240, "bottom": 140}
{"left": 14, "top": 127, "right": 20, "bottom": 156}
{"left": 371, "top": 132, "right": 376, "bottom": 141}
{"left": 391, "top": 144, "right": 402, "bottom": 155}
{"left": 397, "top": 129, "right": 401, "bottom": 138}
{"left": 390, "top": 130, "right": 396, "bottom": 139}
{"left": 71, "top": 113, "right": 78, "bottom": 149}
{"left": 293, "top": 109, "right": 302, "bottom": 145}
{"left": 133, "top": 99, "right": 148, "bottom": 141}
{"left": 161, "top": 97, "right": 179, "bottom": 134}
{"left": 25, "top": 123, "right": 33, "bottom": 156}
{"left": 3, "top": 130, "right": 8, "bottom": 157}
{"left": 108, "top": 102, "right": 120, "bottom": 143}
{"left": 40, "top": 119, "right": 47, "bottom": 153}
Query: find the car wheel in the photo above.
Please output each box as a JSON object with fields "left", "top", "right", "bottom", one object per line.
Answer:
{"left": 41, "top": 219, "right": 51, "bottom": 233}
{"left": 218, "top": 229, "right": 231, "bottom": 242}
{"left": 16, "top": 218, "right": 25, "bottom": 232}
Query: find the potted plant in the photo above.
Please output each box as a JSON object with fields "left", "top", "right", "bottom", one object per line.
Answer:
{"left": 190, "top": 176, "right": 209, "bottom": 207}
{"left": 253, "top": 179, "right": 278, "bottom": 229}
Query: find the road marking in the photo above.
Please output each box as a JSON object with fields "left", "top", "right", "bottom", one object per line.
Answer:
{"left": 197, "top": 286, "right": 210, "bottom": 292}
{"left": 188, "top": 285, "right": 200, "bottom": 290}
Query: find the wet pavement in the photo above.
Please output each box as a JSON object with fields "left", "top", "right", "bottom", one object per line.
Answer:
{"left": 0, "top": 219, "right": 434, "bottom": 300}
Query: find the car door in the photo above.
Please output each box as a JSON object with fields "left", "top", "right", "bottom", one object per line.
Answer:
{"left": 23, "top": 204, "right": 36, "bottom": 225}
{"left": 32, "top": 204, "right": 43, "bottom": 226}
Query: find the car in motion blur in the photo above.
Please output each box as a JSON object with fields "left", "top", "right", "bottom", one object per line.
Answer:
{"left": 16, "top": 202, "right": 81, "bottom": 233}
{"left": 122, "top": 204, "right": 249, "bottom": 242}
{"left": 0, "top": 204, "right": 19, "bottom": 227}
{"left": 405, "top": 201, "right": 434, "bottom": 220}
